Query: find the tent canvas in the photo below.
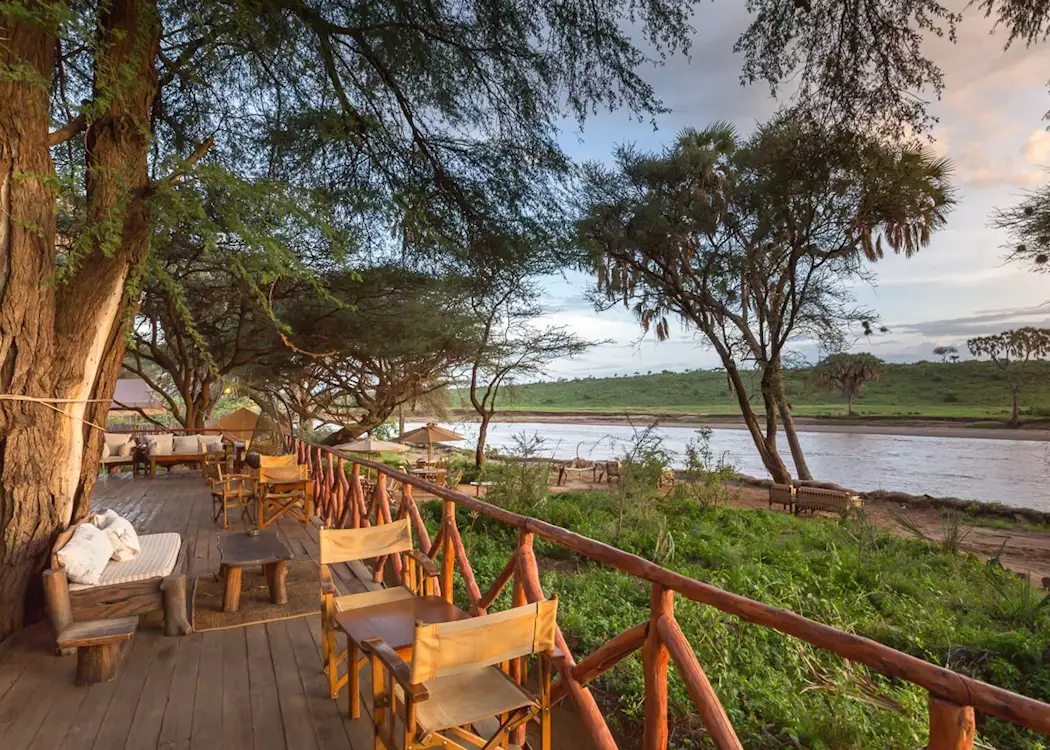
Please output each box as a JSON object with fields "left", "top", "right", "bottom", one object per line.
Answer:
{"left": 207, "top": 407, "right": 260, "bottom": 448}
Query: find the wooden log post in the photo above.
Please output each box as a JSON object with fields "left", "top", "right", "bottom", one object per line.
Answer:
{"left": 440, "top": 499, "right": 456, "bottom": 603}
{"left": 160, "top": 571, "right": 192, "bottom": 636}
{"left": 928, "top": 696, "right": 975, "bottom": 750}
{"left": 657, "top": 615, "right": 743, "bottom": 750}
{"left": 376, "top": 473, "right": 403, "bottom": 582}
{"left": 517, "top": 533, "right": 619, "bottom": 750}
{"left": 448, "top": 520, "right": 483, "bottom": 614}
{"left": 402, "top": 484, "right": 431, "bottom": 552}
{"left": 643, "top": 583, "right": 673, "bottom": 750}
{"left": 76, "top": 641, "right": 124, "bottom": 686}
{"left": 42, "top": 568, "right": 73, "bottom": 646}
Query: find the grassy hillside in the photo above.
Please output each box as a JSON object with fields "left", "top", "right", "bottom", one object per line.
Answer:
{"left": 453, "top": 360, "right": 1050, "bottom": 419}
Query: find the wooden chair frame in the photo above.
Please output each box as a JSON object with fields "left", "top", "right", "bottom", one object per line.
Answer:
{"left": 256, "top": 462, "right": 312, "bottom": 529}
{"left": 362, "top": 600, "right": 557, "bottom": 750}
{"left": 319, "top": 520, "right": 440, "bottom": 715}
{"left": 204, "top": 457, "right": 255, "bottom": 529}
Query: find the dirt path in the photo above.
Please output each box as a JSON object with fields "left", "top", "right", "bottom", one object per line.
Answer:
{"left": 538, "top": 478, "right": 1050, "bottom": 586}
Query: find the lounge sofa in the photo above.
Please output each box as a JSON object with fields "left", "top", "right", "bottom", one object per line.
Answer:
{"left": 42, "top": 515, "right": 192, "bottom": 641}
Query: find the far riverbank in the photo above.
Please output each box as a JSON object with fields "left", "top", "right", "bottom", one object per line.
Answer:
{"left": 445, "top": 409, "right": 1050, "bottom": 442}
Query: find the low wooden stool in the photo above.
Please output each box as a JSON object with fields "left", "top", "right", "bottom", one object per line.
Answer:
{"left": 57, "top": 616, "right": 138, "bottom": 686}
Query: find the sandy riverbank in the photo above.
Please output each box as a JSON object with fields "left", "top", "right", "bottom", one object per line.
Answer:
{"left": 451, "top": 410, "right": 1050, "bottom": 441}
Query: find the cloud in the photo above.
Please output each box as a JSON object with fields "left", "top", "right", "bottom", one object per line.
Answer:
{"left": 1023, "top": 130, "right": 1050, "bottom": 166}
{"left": 892, "top": 305, "right": 1050, "bottom": 338}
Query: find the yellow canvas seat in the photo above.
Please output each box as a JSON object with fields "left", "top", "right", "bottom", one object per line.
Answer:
{"left": 334, "top": 585, "right": 415, "bottom": 613}
{"left": 365, "top": 598, "right": 558, "bottom": 750}
{"left": 402, "top": 668, "right": 537, "bottom": 732}
{"left": 318, "top": 518, "right": 439, "bottom": 717}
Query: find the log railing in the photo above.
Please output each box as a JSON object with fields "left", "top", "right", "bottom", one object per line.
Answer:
{"left": 293, "top": 438, "right": 1050, "bottom": 749}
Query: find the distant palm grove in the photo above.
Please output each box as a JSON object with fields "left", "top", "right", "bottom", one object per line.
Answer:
{"left": 463, "top": 360, "right": 1050, "bottom": 420}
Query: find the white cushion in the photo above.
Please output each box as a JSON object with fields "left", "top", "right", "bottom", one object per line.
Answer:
{"left": 101, "top": 442, "right": 111, "bottom": 458}
{"left": 198, "top": 436, "right": 224, "bottom": 453}
{"left": 93, "top": 509, "right": 141, "bottom": 561}
{"left": 173, "top": 435, "right": 201, "bottom": 455}
{"left": 117, "top": 442, "right": 134, "bottom": 457}
{"left": 68, "top": 532, "right": 181, "bottom": 591}
{"left": 104, "top": 432, "right": 133, "bottom": 451}
{"left": 148, "top": 434, "right": 174, "bottom": 455}
{"left": 57, "top": 524, "right": 115, "bottom": 586}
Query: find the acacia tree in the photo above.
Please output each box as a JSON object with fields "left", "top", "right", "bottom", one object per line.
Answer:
{"left": 933, "top": 345, "right": 958, "bottom": 363}
{"left": 467, "top": 272, "right": 594, "bottom": 467}
{"left": 0, "top": 0, "right": 701, "bottom": 638}
{"left": 967, "top": 328, "right": 1050, "bottom": 424}
{"left": 578, "top": 116, "right": 953, "bottom": 483}
{"left": 811, "top": 353, "right": 885, "bottom": 416}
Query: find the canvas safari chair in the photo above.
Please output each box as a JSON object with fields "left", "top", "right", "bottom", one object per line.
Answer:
{"left": 319, "top": 518, "right": 439, "bottom": 714}
{"left": 363, "top": 598, "right": 558, "bottom": 750}
{"left": 204, "top": 455, "right": 254, "bottom": 529}
{"left": 256, "top": 454, "right": 312, "bottom": 528}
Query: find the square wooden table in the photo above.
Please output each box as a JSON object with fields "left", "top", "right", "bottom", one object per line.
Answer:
{"left": 216, "top": 530, "right": 292, "bottom": 613}
{"left": 334, "top": 595, "right": 470, "bottom": 653}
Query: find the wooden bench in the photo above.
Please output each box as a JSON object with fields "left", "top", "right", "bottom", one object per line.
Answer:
{"left": 149, "top": 452, "right": 206, "bottom": 477}
{"left": 794, "top": 486, "right": 861, "bottom": 516}
{"left": 57, "top": 616, "right": 138, "bottom": 685}
{"left": 768, "top": 483, "right": 795, "bottom": 512}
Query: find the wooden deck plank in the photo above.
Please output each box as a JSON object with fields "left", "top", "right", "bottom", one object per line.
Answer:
{"left": 124, "top": 634, "right": 180, "bottom": 750}
{"left": 90, "top": 633, "right": 159, "bottom": 750}
{"left": 266, "top": 620, "right": 320, "bottom": 750}
{"left": 286, "top": 615, "right": 351, "bottom": 750}
{"left": 190, "top": 630, "right": 224, "bottom": 746}
{"left": 222, "top": 627, "right": 254, "bottom": 750}
{"left": 245, "top": 624, "right": 285, "bottom": 750}
{"left": 157, "top": 633, "right": 201, "bottom": 746}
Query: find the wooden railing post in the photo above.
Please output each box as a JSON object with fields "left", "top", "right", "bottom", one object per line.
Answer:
{"left": 440, "top": 499, "right": 456, "bottom": 603}
{"left": 643, "top": 583, "right": 673, "bottom": 750}
{"left": 928, "top": 696, "right": 975, "bottom": 750}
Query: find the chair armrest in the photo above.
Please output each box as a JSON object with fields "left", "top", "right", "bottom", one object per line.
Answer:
{"left": 361, "top": 638, "right": 429, "bottom": 700}
{"left": 405, "top": 550, "right": 439, "bottom": 578}
{"left": 319, "top": 564, "right": 337, "bottom": 596}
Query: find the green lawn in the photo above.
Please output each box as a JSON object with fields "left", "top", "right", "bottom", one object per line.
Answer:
{"left": 417, "top": 489, "right": 1050, "bottom": 749}
{"left": 452, "top": 360, "right": 1050, "bottom": 421}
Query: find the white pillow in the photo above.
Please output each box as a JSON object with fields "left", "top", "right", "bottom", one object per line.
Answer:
{"left": 103, "top": 432, "right": 132, "bottom": 451}
{"left": 198, "top": 436, "right": 224, "bottom": 453}
{"left": 117, "top": 442, "right": 134, "bottom": 457}
{"left": 148, "top": 434, "right": 174, "bottom": 455}
{"left": 173, "top": 434, "right": 201, "bottom": 454}
{"left": 101, "top": 442, "right": 112, "bottom": 458}
{"left": 57, "top": 524, "right": 114, "bottom": 586}
{"left": 92, "top": 509, "right": 141, "bottom": 561}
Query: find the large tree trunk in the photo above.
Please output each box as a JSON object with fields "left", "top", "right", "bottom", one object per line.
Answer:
{"left": 723, "top": 361, "right": 791, "bottom": 483}
{"left": 1010, "top": 387, "right": 1020, "bottom": 425}
{"left": 769, "top": 372, "right": 812, "bottom": 481}
{"left": 475, "top": 412, "right": 492, "bottom": 467}
{"left": 0, "top": 0, "right": 160, "bottom": 641}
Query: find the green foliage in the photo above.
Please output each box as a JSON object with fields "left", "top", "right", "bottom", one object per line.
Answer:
{"left": 485, "top": 432, "right": 555, "bottom": 509}
{"left": 671, "top": 428, "right": 736, "bottom": 510}
{"left": 438, "top": 490, "right": 1050, "bottom": 749}
{"left": 811, "top": 353, "right": 886, "bottom": 415}
{"left": 455, "top": 359, "right": 1050, "bottom": 419}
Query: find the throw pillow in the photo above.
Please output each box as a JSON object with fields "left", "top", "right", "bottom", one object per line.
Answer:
{"left": 56, "top": 524, "right": 114, "bottom": 586}
{"left": 103, "top": 431, "right": 132, "bottom": 452}
{"left": 149, "top": 434, "right": 174, "bottom": 456}
{"left": 117, "top": 442, "right": 134, "bottom": 457}
{"left": 199, "top": 436, "right": 224, "bottom": 453}
{"left": 173, "top": 434, "right": 200, "bottom": 454}
{"left": 101, "top": 442, "right": 112, "bottom": 458}
{"left": 92, "top": 509, "right": 141, "bottom": 561}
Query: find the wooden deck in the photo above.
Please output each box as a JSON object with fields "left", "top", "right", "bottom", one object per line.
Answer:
{"left": 0, "top": 471, "right": 388, "bottom": 750}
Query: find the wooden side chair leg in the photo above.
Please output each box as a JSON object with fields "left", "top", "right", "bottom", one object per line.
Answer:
{"left": 348, "top": 643, "right": 360, "bottom": 718}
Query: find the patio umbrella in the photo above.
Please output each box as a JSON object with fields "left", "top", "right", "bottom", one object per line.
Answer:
{"left": 397, "top": 423, "right": 465, "bottom": 462}
{"left": 332, "top": 438, "right": 409, "bottom": 478}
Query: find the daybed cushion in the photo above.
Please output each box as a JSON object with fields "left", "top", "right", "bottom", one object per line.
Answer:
{"left": 198, "top": 436, "right": 224, "bottom": 453}
{"left": 148, "top": 434, "right": 174, "bottom": 456}
{"left": 57, "top": 524, "right": 115, "bottom": 587}
{"left": 68, "top": 532, "right": 181, "bottom": 591}
{"left": 93, "top": 509, "right": 141, "bottom": 562}
{"left": 173, "top": 434, "right": 201, "bottom": 454}
{"left": 104, "top": 432, "right": 133, "bottom": 452}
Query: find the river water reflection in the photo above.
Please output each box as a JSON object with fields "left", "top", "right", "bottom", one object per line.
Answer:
{"left": 414, "top": 420, "right": 1050, "bottom": 511}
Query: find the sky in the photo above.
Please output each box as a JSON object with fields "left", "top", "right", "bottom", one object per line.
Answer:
{"left": 537, "top": 4, "right": 1050, "bottom": 380}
